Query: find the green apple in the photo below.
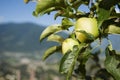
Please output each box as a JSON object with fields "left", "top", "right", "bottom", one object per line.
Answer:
{"left": 62, "top": 38, "right": 79, "bottom": 54}
{"left": 75, "top": 17, "right": 99, "bottom": 43}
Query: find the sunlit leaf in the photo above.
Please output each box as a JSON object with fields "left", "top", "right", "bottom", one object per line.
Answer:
{"left": 54, "top": 11, "right": 62, "bottom": 20}
{"left": 47, "top": 34, "right": 64, "bottom": 43}
{"left": 42, "top": 46, "right": 61, "bottom": 60}
{"left": 34, "top": 7, "right": 56, "bottom": 16}
{"left": 105, "top": 46, "right": 120, "bottom": 80}
{"left": 40, "top": 24, "right": 62, "bottom": 42}
{"left": 62, "top": 18, "right": 74, "bottom": 29}
{"left": 33, "top": 0, "right": 64, "bottom": 16}
{"left": 106, "top": 25, "right": 120, "bottom": 34}
{"left": 59, "top": 43, "right": 86, "bottom": 80}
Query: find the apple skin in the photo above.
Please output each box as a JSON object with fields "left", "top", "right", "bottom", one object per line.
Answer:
{"left": 75, "top": 17, "right": 99, "bottom": 43}
{"left": 62, "top": 38, "right": 79, "bottom": 54}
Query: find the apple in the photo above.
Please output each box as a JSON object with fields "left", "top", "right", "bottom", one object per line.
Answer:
{"left": 75, "top": 17, "right": 99, "bottom": 42}
{"left": 62, "top": 38, "right": 79, "bottom": 54}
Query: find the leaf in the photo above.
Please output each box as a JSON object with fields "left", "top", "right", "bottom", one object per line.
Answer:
{"left": 54, "top": 12, "right": 62, "bottom": 20}
{"left": 61, "top": 18, "right": 74, "bottom": 29}
{"left": 77, "top": 30, "right": 95, "bottom": 41}
{"left": 69, "top": 33, "right": 76, "bottom": 40}
{"left": 33, "top": 7, "right": 56, "bottom": 16}
{"left": 99, "top": 0, "right": 120, "bottom": 10}
{"left": 105, "top": 25, "right": 120, "bottom": 34}
{"left": 81, "top": 0, "right": 90, "bottom": 5}
{"left": 97, "top": 0, "right": 120, "bottom": 28}
{"left": 33, "top": 0, "right": 54, "bottom": 16}
{"left": 97, "top": 8, "right": 110, "bottom": 28}
{"left": 71, "top": 0, "right": 89, "bottom": 10}
{"left": 110, "top": 12, "right": 120, "bottom": 18}
{"left": 75, "top": 47, "right": 91, "bottom": 76}
{"left": 40, "top": 24, "right": 62, "bottom": 42}
{"left": 42, "top": 46, "right": 61, "bottom": 60}
{"left": 79, "top": 48, "right": 91, "bottom": 64}
{"left": 105, "top": 46, "right": 120, "bottom": 80}
{"left": 33, "top": 0, "right": 64, "bottom": 16}
{"left": 59, "top": 43, "right": 86, "bottom": 80}
{"left": 47, "top": 34, "right": 64, "bottom": 43}
{"left": 54, "top": 6, "right": 75, "bottom": 19}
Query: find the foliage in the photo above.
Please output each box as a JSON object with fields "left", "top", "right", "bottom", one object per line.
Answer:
{"left": 25, "top": 0, "right": 120, "bottom": 80}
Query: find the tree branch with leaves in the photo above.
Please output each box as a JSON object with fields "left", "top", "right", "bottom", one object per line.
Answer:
{"left": 24, "top": 0, "right": 120, "bottom": 80}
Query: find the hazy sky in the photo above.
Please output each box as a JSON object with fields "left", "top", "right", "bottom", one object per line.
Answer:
{"left": 0, "top": 0, "right": 90, "bottom": 26}
{"left": 0, "top": 0, "right": 63, "bottom": 25}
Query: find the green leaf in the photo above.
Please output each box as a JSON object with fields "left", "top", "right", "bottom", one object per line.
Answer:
{"left": 81, "top": 0, "right": 90, "bottom": 5}
{"left": 79, "top": 47, "right": 91, "bottom": 64}
{"left": 110, "top": 12, "right": 120, "bottom": 18}
{"left": 105, "top": 47, "right": 120, "bottom": 80}
{"left": 75, "top": 47, "right": 91, "bottom": 77}
{"left": 59, "top": 43, "right": 86, "bottom": 80}
{"left": 33, "top": 0, "right": 54, "bottom": 16}
{"left": 54, "top": 6, "right": 75, "bottom": 19}
{"left": 47, "top": 34, "right": 64, "bottom": 43}
{"left": 54, "top": 11, "right": 61, "bottom": 20}
{"left": 33, "top": 7, "right": 56, "bottom": 16}
{"left": 42, "top": 46, "right": 61, "bottom": 60}
{"left": 97, "top": 0, "right": 120, "bottom": 28}
{"left": 97, "top": 8, "right": 110, "bottom": 28}
{"left": 105, "top": 25, "right": 120, "bottom": 34}
{"left": 69, "top": 33, "right": 76, "bottom": 40}
{"left": 77, "top": 30, "right": 95, "bottom": 42}
{"left": 61, "top": 18, "right": 74, "bottom": 29}
{"left": 40, "top": 24, "right": 62, "bottom": 42}
{"left": 33, "top": 0, "right": 64, "bottom": 16}
{"left": 71, "top": 0, "right": 89, "bottom": 10}
{"left": 99, "top": 0, "right": 120, "bottom": 10}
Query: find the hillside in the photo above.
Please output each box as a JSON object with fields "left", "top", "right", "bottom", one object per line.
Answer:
{"left": 0, "top": 23, "right": 69, "bottom": 60}
{"left": 0, "top": 23, "right": 44, "bottom": 53}
{"left": 0, "top": 23, "right": 69, "bottom": 80}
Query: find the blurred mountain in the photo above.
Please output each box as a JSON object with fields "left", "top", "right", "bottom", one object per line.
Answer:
{"left": 0, "top": 23, "right": 68, "bottom": 80}
{"left": 0, "top": 23, "right": 68, "bottom": 60}
{"left": 0, "top": 23, "right": 44, "bottom": 53}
